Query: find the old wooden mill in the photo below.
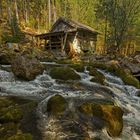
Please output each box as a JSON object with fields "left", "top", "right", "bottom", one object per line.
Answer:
{"left": 35, "top": 17, "right": 99, "bottom": 55}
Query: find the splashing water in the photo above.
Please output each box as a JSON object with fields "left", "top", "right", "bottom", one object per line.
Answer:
{"left": 0, "top": 64, "right": 140, "bottom": 140}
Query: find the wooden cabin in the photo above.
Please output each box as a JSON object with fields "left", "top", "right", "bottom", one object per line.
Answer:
{"left": 36, "top": 17, "right": 99, "bottom": 56}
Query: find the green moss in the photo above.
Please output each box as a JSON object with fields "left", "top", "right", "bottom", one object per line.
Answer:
{"left": 88, "top": 62, "right": 107, "bottom": 70}
{"left": 0, "top": 97, "right": 24, "bottom": 123}
{"left": 0, "top": 97, "right": 14, "bottom": 108}
{"left": 0, "top": 96, "right": 38, "bottom": 140}
{"left": 47, "top": 94, "right": 68, "bottom": 116}
{"left": 122, "top": 72, "right": 140, "bottom": 88}
{"left": 70, "top": 64, "right": 85, "bottom": 72}
{"left": 79, "top": 103, "right": 103, "bottom": 117}
{"left": 88, "top": 62, "right": 140, "bottom": 88}
{"left": 0, "top": 105, "right": 23, "bottom": 122}
{"left": 0, "top": 48, "right": 15, "bottom": 65}
{"left": 50, "top": 67, "right": 81, "bottom": 81}
{"left": 57, "top": 58, "right": 82, "bottom": 65}
{"left": 8, "top": 133, "right": 33, "bottom": 140}
{"left": 57, "top": 59, "right": 74, "bottom": 64}
{"left": 78, "top": 103, "right": 123, "bottom": 137}
{"left": 101, "top": 105, "right": 123, "bottom": 137}
{"left": 88, "top": 67, "right": 105, "bottom": 85}
{"left": 0, "top": 123, "right": 19, "bottom": 140}
{"left": 107, "top": 65, "right": 140, "bottom": 88}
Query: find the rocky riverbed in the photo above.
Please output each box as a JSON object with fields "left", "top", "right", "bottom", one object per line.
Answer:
{"left": 0, "top": 60, "right": 140, "bottom": 140}
{"left": 0, "top": 47, "right": 140, "bottom": 139}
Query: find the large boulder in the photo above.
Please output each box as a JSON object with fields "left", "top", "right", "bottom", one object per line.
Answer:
{"left": 78, "top": 103, "right": 123, "bottom": 137}
{"left": 119, "top": 57, "right": 140, "bottom": 74}
{"left": 0, "top": 96, "right": 38, "bottom": 140}
{"left": 11, "top": 54, "right": 44, "bottom": 80}
{"left": 88, "top": 67, "right": 105, "bottom": 85}
{"left": 0, "top": 105, "right": 23, "bottom": 123}
{"left": 70, "top": 64, "right": 85, "bottom": 72}
{"left": 47, "top": 94, "right": 68, "bottom": 116}
{"left": 50, "top": 67, "right": 81, "bottom": 81}
{"left": 90, "top": 62, "right": 140, "bottom": 88}
{"left": 107, "top": 65, "right": 140, "bottom": 88}
{"left": 0, "top": 47, "right": 15, "bottom": 65}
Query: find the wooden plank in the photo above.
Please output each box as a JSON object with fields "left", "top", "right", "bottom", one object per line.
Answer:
{"left": 49, "top": 36, "right": 51, "bottom": 49}
{"left": 45, "top": 39, "right": 47, "bottom": 47}
{"left": 45, "top": 45, "right": 61, "bottom": 49}
{"left": 61, "top": 35, "right": 64, "bottom": 51}
{"left": 62, "top": 32, "right": 68, "bottom": 51}
{"left": 50, "top": 41, "right": 61, "bottom": 45}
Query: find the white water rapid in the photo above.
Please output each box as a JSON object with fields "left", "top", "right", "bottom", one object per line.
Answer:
{"left": 0, "top": 64, "right": 140, "bottom": 140}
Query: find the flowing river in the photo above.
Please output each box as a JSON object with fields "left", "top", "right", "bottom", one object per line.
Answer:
{"left": 0, "top": 63, "right": 140, "bottom": 140}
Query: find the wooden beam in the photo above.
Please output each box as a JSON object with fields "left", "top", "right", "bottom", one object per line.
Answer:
{"left": 61, "top": 36, "right": 64, "bottom": 51}
{"left": 37, "top": 37, "right": 39, "bottom": 47}
{"left": 49, "top": 36, "right": 51, "bottom": 50}
{"left": 45, "top": 39, "right": 47, "bottom": 47}
{"left": 62, "top": 33, "right": 68, "bottom": 52}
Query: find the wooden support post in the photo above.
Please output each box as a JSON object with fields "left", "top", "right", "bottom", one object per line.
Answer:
{"left": 38, "top": 38, "right": 41, "bottom": 47}
{"left": 61, "top": 36, "right": 64, "bottom": 51}
{"left": 49, "top": 36, "right": 51, "bottom": 50}
{"left": 62, "top": 33, "right": 68, "bottom": 52}
{"left": 45, "top": 39, "right": 47, "bottom": 47}
{"left": 37, "top": 37, "right": 39, "bottom": 47}
{"left": 31, "top": 36, "right": 34, "bottom": 46}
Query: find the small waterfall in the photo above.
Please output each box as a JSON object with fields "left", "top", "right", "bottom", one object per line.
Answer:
{"left": 99, "top": 69, "right": 140, "bottom": 139}
{"left": 0, "top": 64, "right": 140, "bottom": 139}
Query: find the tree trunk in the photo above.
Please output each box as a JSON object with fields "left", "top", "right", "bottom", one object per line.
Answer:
{"left": 0, "top": 0, "right": 3, "bottom": 17}
{"left": 14, "top": 0, "right": 19, "bottom": 22}
{"left": 53, "top": 0, "right": 57, "bottom": 23}
{"left": 48, "top": 0, "right": 52, "bottom": 29}
{"left": 104, "top": 13, "right": 108, "bottom": 53}
{"left": 24, "top": 0, "right": 29, "bottom": 24}
{"left": 6, "top": 0, "right": 12, "bottom": 25}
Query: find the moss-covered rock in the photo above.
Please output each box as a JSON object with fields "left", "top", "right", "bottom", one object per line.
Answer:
{"left": 50, "top": 67, "right": 81, "bottom": 81}
{"left": 0, "top": 48, "right": 15, "bottom": 65}
{"left": 0, "top": 97, "right": 38, "bottom": 123}
{"left": 89, "top": 62, "right": 140, "bottom": 88}
{"left": 56, "top": 59, "right": 74, "bottom": 64}
{"left": 47, "top": 94, "right": 68, "bottom": 116}
{"left": 57, "top": 59, "right": 82, "bottom": 65}
{"left": 121, "top": 71, "right": 140, "bottom": 88}
{"left": 107, "top": 65, "right": 140, "bottom": 88}
{"left": 88, "top": 67, "right": 105, "bottom": 85}
{"left": 0, "top": 123, "right": 19, "bottom": 140}
{"left": 0, "top": 97, "right": 14, "bottom": 108}
{"left": 89, "top": 62, "right": 107, "bottom": 70}
{"left": 0, "top": 106, "right": 23, "bottom": 123}
{"left": 8, "top": 133, "right": 33, "bottom": 140}
{"left": 70, "top": 64, "right": 85, "bottom": 72}
{"left": 0, "top": 96, "right": 38, "bottom": 140}
{"left": 78, "top": 103, "right": 123, "bottom": 137}
{"left": 0, "top": 97, "right": 23, "bottom": 123}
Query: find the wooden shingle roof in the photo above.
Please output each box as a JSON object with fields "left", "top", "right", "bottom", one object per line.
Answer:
{"left": 51, "top": 17, "right": 99, "bottom": 34}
